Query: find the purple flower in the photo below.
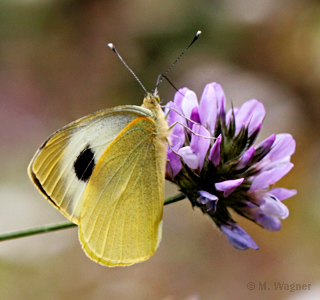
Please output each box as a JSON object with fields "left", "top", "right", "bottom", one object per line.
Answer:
{"left": 199, "top": 82, "right": 226, "bottom": 133}
{"left": 197, "top": 190, "right": 219, "bottom": 212}
{"left": 233, "top": 99, "right": 265, "bottom": 135}
{"left": 209, "top": 134, "right": 222, "bottom": 166}
{"left": 220, "top": 224, "right": 259, "bottom": 250}
{"left": 165, "top": 82, "right": 296, "bottom": 250}
{"left": 178, "top": 124, "right": 211, "bottom": 170}
{"left": 215, "top": 178, "right": 244, "bottom": 197}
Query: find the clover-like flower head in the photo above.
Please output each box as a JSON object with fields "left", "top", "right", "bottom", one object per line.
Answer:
{"left": 165, "top": 82, "right": 296, "bottom": 250}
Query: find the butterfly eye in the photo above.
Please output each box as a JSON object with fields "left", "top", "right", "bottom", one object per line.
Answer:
{"left": 73, "top": 145, "right": 96, "bottom": 182}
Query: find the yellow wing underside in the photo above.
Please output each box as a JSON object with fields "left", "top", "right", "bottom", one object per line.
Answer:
{"left": 28, "top": 107, "right": 151, "bottom": 224}
{"left": 79, "top": 116, "right": 165, "bottom": 266}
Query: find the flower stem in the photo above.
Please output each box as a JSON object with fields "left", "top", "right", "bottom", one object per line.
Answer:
{"left": 0, "top": 193, "right": 186, "bottom": 242}
{"left": 163, "top": 192, "right": 186, "bottom": 205}
{"left": 0, "top": 221, "right": 77, "bottom": 241}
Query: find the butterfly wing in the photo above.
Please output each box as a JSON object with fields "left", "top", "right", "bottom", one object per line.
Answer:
{"left": 28, "top": 106, "right": 153, "bottom": 224}
{"left": 79, "top": 116, "right": 167, "bottom": 266}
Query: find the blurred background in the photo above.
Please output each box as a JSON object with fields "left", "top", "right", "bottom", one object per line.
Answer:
{"left": 0, "top": 0, "right": 319, "bottom": 299}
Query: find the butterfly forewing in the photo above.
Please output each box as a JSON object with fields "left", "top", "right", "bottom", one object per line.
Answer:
{"left": 79, "top": 116, "right": 166, "bottom": 266}
{"left": 28, "top": 106, "right": 154, "bottom": 223}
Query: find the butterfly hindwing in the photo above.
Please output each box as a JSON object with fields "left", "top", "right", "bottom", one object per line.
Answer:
{"left": 28, "top": 106, "right": 154, "bottom": 223}
{"left": 79, "top": 116, "right": 166, "bottom": 266}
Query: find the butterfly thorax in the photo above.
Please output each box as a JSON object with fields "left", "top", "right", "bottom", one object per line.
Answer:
{"left": 142, "top": 93, "right": 170, "bottom": 140}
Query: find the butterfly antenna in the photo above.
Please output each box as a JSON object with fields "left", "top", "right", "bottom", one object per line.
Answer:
{"left": 161, "top": 75, "right": 179, "bottom": 92}
{"left": 108, "top": 43, "right": 148, "bottom": 95}
{"left": 154, "top": 30, "right": 202, "bottom": 92}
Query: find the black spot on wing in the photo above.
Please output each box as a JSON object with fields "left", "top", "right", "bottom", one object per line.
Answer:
{"left": 74, "top": 145, "right": 95, "bottom": 182}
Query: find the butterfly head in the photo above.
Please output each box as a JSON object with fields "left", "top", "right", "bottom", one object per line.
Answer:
{"left": 142, "top": 92, "right": 161, "bottom": 111}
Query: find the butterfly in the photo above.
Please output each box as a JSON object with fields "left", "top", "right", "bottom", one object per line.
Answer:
{"left": 28, "top": 92, "right": 170, "bottom": 267}
{"left": 28, "top": 31, "right": 201, "bottom": 267}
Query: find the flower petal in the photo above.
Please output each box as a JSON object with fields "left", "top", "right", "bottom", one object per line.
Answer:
{"left": 166, "top": 153, "right": 182, "bottom": 179}
{"left": 269, "top": 187, "right": 297, "bottom": 201}
{"left": 257, "top": 215, "right": 282, "bottom": 231}
{"left": 189, "top": 106, "right": 200, "bottom": 130}
{"left": 235, "top": 100, "right": 265, "bottom": 135}
{"left": 220, "top": 224, "right": 259, "bottom": 250}
{"left": 199, "top": 82, "right": 226, "bottom": 133}
{"left": 255, "top": 134, "right": 276, "bottom": 158}
{"left": 166, "top": 134, "right": 183, "bottom": 179}
{"left": 178, "top": 146, "right": 199, "bottom": 169}
{"left": 269, "top": 134, "right": 296, "bottom": 160}
{"left": 172, "top": 87, "right": 190, "bottom": 112}
{"left": 259, "top": 134, "right": 296, "bottom": 171}
{"left": 250, "top": 163, "right": 294, "bottom": 191}
{"left": 259, "top": 193, "right": 289, "bottom": 219}
{"left": 240, "top": 203, "right": 282, "bottom": 231}
{"left": 181, "top": 90, "right": 199, "bottom": 119}
{"left": 209, "top": 134, "right": 222, "bottom": 166}
{"left": 189, "top": 125, "right": 211, "bottom": 170}
{"left": 197, "top": 190, "right": 219, "bottom": 212}
{"left": 165, "top": 101, "right": 186, "bottom": 146}
{"left": 237, "top": 146, "right": 255, "bottom": 169}
{"left": 215, "top": 178, "right": 244, "bottom": 197}
{"left": 190, "top": 106, "right": 200, "bottom": 124}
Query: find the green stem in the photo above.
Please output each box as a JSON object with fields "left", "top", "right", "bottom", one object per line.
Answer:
{"left": 0, "top": 193, "right": 185, "bottom": 242}
{"left": 163, "top": 192, "right": 186, "bottom": 205}
{"left": 0, "top": 221, "right": 77, "bottom": 241}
